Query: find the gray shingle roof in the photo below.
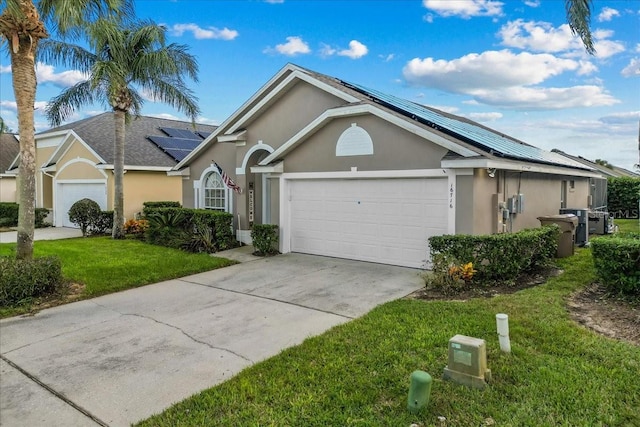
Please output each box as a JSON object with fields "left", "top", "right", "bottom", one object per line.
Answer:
{"left": 38, "top": 113, "right": 217, "bottom": 167}
{"left": 0, "top": 133, "right": 19, "bottom": 173}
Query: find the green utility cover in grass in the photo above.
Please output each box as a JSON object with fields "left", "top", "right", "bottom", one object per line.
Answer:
{"left": 408, "top": 370, "right": 432, "bottom": 413}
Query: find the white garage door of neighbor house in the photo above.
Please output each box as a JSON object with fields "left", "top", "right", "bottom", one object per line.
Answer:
{"left": 289, "top": 177, "right": 448, "bottom": 269}
{"left": 57, "top": 182, "right": 107, "bottom": 228}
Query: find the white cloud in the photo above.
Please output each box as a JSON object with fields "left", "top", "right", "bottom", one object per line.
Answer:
{"left": 337, "top": 40, "right": 368, "bottom": 59}
{"left": 472, "top": 85, "right": 618, "bottom": 110}
{"left": 599, "top": 111, "right": 640, "bottom": 124}
{"left": 264, "top": 0, "right": 284, "bottom": 3}
{"left": 621, "top": 58, "right": 640, "bottom": 77}
{"left": 379, "top": 53, "right": 395, "bottom": 62}
{"left": 636, "top": 43, "right": 640, "bottom": 53}
{"left": 597, "top": 7, "right": 620, "bottom": 22}
{"left": 0, "top": 65, "right": 11, "bottom": 73}
{"left": 467, "top": 112, "right": 503, "bottom": 121}
{"left": 499, "top": 20, "right": 625, "bottom": 59}
{"left": 35, "top": 62, "right": 87, "bottom": 87}
{"left": 403, "top": 50, "right": 619, "bottom": 110}
{"left": 499, "top": 20, "right": 582, "bottom": 52}
{"left": 169, "top": 23, "right": 238, "bottom": 40}
{"left": 524, "top": 0, "right": 540, "bottom": 7}
{"left": 265, "top": 36, "right": 310, "bottom": 56}
{"left": 319, "top": 43, "right": 336, "bottom": 57}
{"left": 0, "top": 100, "right": 48, "bottom": 112}
{"left": 148, "top": 113, "right": 181, "bottom": 121}
{"left": 422, "top": 0, "right": 503, "bottom": 18}
{"left": 195, "top": 116, "right": 221, "bottom": 126}
{"left": 403, "top": 50, "right": 584, "bottom": 92}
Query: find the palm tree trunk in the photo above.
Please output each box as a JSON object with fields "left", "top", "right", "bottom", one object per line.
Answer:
{"left": 11, "top": 34, "right": 38, "bottom": 260}
{"left": 112, "top": 109, "right": 126, "bottom": 239}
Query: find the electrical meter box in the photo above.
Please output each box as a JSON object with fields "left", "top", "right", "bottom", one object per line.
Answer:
{"left": 443, "top": 335, "right": 491, "bottom": 389}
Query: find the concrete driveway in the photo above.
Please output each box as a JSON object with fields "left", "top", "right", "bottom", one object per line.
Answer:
{"left": 0, "top": 227, "right": 82, "bottom": 243}
{"left": 0, "top": 253, "right": 423, "bottom": 427}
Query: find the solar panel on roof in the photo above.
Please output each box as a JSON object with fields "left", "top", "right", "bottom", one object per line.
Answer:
{"left": 342, "top": 81, "right": 591, "bottom": 171}
{"left": 197, "top": 131, "right": 212, "bottom": 139}
{"left": 148, "top": 136, "right": 201, "bottom": 151}
{"left": 160, "top": 127, "right": 201, "bottom": 139}
{"left": 163, "top": 148, "right": 191, "bottom": 162}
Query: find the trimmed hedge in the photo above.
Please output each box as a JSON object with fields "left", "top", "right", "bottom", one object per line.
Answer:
{"left": 428, "top": 225, "right": 559, "bottom": 285}
{"left": 142, "top": 201, "right": 181, "bottom": 217}
{"left": 0, "top": 256, "right": 64, "bottom": 306}
{"left": 591, "top": 236, "right": 640, "bottom": 296}
{"left": 91, "top": 211, "right": 114, "bottom": 235}
{"left": 0, "top": 202, "right": 19, "bottom": 227}
{"left": 608, "top": 177, "right": 639, "bottom": 219}
{"left": 145, "top": 207, "right": 233, "bottom": 252}
{"left": 251, "top": 224, "right": 279, "bottom": 255}
{"left": 1, "top": 204, "right": 51, "bottom": 228}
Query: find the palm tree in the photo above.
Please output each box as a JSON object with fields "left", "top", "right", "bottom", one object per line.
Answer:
{"left": 44, "top": 18, "right": 200, "bottom": 238}
{"left": 566, "top": 0, "right": 595, "bottom": 55}
{"left": 0, "top": 0, "right": 132, "bottom": 260}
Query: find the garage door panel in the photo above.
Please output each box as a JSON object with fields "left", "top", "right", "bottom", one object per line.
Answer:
{"left": 289, "top": 177, "right": 448, "bottom": 268}
{"left": 56, "top": 182, "right": 107, "bottom": 228}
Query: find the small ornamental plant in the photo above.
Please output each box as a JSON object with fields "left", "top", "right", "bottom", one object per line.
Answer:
{"left": 124, "top": 219, "right": 149, "bottom": 238}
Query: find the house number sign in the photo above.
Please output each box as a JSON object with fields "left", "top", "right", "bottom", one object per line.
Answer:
{"left": 449, "top": 183, "right": 454, "bottom": 209}
{"left": 248, "top": 189, "right": 255, "bottom": 224}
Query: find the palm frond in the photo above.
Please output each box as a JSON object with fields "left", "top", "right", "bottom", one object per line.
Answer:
{"left": 565, "top": 0, "right": 595, "bottom": 55}
{"left": 46, "top": 80, "right": 103, "bottom": 126}
{"left": 38, "top": 40, "right": 96, "bottom": 72}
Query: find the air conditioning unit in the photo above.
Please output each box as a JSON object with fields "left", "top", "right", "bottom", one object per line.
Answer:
{"left": 588, "top": 211, "right": 613, "bottom": 235}
{"left": 559, "top": 208, "right": 589, "bottom": 246}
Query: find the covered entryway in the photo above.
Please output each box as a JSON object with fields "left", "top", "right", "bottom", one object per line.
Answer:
{"left": 55, "top": 181, "right": 107, "bottom": 227}
{"left": 288, "top": 177, "right": 448, "bottom": 268}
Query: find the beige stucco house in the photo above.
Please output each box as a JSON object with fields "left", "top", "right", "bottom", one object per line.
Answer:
{"left": 173, "top": 64, "right": 601, "bottom": 268}
{"left": 0, "top": 133, "right": 19, "bottom": 203}
{"left": 6, "top": 113, "right": 216, "bottom": 227}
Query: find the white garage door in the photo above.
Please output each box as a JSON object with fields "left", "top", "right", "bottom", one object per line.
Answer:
{"left": 56, "top": 182, "right": 107, "bottom": 228}
{"left": 289, "top": 178, "right": 448, "bottom": 268}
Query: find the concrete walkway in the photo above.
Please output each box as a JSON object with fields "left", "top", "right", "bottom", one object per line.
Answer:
{"left": 0, "top": 227, "right": 82, "bottom": 243}
{"left": 0, "top": 252, "right": 423, "bottom": 427}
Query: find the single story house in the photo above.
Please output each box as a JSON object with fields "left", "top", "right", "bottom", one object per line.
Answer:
{"left": 173, "top": 63, "right": 602, "bottom": 268}
{"left": 6, "top": 113, "right": 216, "bottom": 227}
{"left": 0, "top": 133, "right": 19, "bottom": 202}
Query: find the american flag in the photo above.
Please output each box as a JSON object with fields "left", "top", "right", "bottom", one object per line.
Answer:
{"left": 214, "top": 162, "right": 242, "bottom": 193}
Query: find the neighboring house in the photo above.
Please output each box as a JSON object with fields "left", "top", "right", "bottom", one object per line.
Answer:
{"left": 6, "top": 113, "right": 216, "bottom": 227}
{"left": 173, "top": 64, "right": 601, "bottom": 268}
{"left": 552, "top": 149, "right": 640, "bottom": 211}
{"left": 0, "top": 133, "right": 19, "bottom": 203}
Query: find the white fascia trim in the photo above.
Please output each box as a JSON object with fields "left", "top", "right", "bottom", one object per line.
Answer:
{"left": 281, "top": 168, "right": 448, "bottom": 180}
{"left": 236, "top": 143, "right": 275, "bottom": 175}
{"left": 96, "top": 165, "right": 173, "bottom": 172}
{"left": 167, "top": 167, "right": 190, "bottom": 176}
{"left": 55, "top": 179, "right": 107, "bottom": 184}
{"left": 0, "top": 173, "right": 16, "bottom": 177}
{"left": 441, "top": 158, "right": 602, "bottom": 178}
{"left": 41, "top": 165, "right": 57, "bottom": 173}
{"left": 42, "top": 130, "right": 107, "bottom": 168}
{"left": 250, "top": 162, "right": 283, "bottom": 174}
{"left": 7, "top": 153, "right": 20, "bottom": 171}
{"left": 175, "top": 64, "right": 303, "bottom": 169}
{"left": 260, "top": 104, "right": 477, "bottom": 166}
{"left": 227, "top": 70, "right": 360, "bottom": 135}
{"left": 217, "top": 130, "right": 247, "bottom": 143}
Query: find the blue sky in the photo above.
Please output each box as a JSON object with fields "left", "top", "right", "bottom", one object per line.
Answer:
{"left": 1, "top": 0, "right": 639, "bottom": 170}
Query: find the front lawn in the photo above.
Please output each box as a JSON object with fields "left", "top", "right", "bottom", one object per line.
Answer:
{"left": 0, "top": 237, "right": 234, "bottom": 317}
{"left": 138, "top": 249, "right": 640, "bottom": 426}
{"left": 616, "top": 218, "right": 639, "bottom": 234}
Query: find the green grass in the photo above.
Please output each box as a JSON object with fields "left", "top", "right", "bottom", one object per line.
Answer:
{"left": 616, "top": 218, "right": 639, "bottom": 234}
{"left": 138, "top": 249, "right": 640, "bottom": 427}
{"left": 0, "top": 237, "right": 235, "bottom": 317}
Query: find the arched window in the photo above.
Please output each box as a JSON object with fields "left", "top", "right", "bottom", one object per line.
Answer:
{"left": 203, "top": 171, "right": 228, "bottom": 211}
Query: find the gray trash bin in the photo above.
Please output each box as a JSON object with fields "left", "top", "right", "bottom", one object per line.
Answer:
{"left": 538, "top": 214, "right": 578, "bottom": 258}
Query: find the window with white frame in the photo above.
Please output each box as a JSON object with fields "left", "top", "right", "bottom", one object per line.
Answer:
{"left": 203, "top": 172, "right": 228, "bottom": 211}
